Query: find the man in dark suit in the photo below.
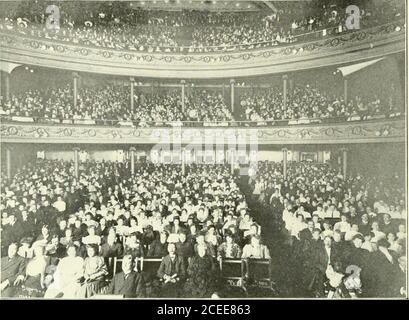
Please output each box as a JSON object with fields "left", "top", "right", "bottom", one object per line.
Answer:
{"left": 1, "top": 215, "right": 23, "bottom": 250}
{"left": 1, "top": 243, "right": 26, "bottom": 297}
{"left": 309, "top": 235, "right": 343, "bottom": 297}
{"left": 106, "top": 254, "right": 145, "bottom": 298}
{"left": 299, "top": 220, "right": 315, "bottom": 242}
{"left": 157, "top": 243, "right": 186, "bottom": 297}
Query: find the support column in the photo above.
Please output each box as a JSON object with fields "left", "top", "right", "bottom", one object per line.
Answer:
{"left": 317, "top": 151, "right": 324, "bottom": 163}
{"left": 72, "top": 72, "right": 79, "bottom": 108}
{"left": 230, "top": 149, "right": 235, "bottom": 174}
{"left": 230, "top": 79, "right": 235, "bottom": 113}
{"left": 289, "top": 77, "right": 294, "bottom": 92}
{"left": 342, "top": 148, "right": 348, "bottom": 180}
{"left": 6, "top": 146, "right": 11, "bottom": 178}
{"left": 73, "top": 147, "right": 80, "bottom": 178}
{"left": 130, "top": 77, "right": 135, "bottom": 112}
{"left": 4, "top": 71, "right": 10, "bottom": 101}
{"left": 181, "top": 80, "right": 186, "bottom": 114}
{"left": 181, "top": 148, "right": 186, "bottom": 175}
{"left": 282, "top": 148, "right": 288, "bottom": 180}
{"left": 343, "top": 78, "right": 348, "bottom": 103}
{"left": 282, "top": 74, "right": 288, "bottom": 110}
{"left": 129, "top": 147, "right": 136, "bottom": 175}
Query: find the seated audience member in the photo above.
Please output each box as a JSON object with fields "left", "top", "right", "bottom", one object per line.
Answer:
{"left": 1, "top": 243, "right": 26, "bottom": 297}
{"left": 157, "top": 243, "right": 186, "bottom": 297}
{"left": 82, "top": 225, "right": 102, "bottom": 246}
{"left": 194, "top": 234, "right": 216, "bottom": 258}
{"left": 44, "top": 245, "right": 84, "bottom": 298}
{"left": 22, "top": 244, "right": 48, "bottom": 297}
{"left": 217, "top": 233, "right": 242, "bottom": 259}
{"left": 184, "top": 243, "right": 221, "bottom": 298}
{"left": 175, "top": 232, "right": 194, "bottom": 263}
{"left": 124, "top": 233, "right": 145, "bottom": 259}
{"left": 106, "top": 254, "right": 145, "bottom": 298}
{"left": 242, "top": 235, "right": 270, "bottom": 259}
{"left": 148, "top": 231, "right": 169, "bottom": 257}
{"left": 79, "top": 244, "right": 108, "bottom": 298}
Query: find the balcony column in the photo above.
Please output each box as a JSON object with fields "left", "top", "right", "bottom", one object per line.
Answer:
{"left": 6, "top": 146, "right": 12, "bottom": 178}
{"left": 343, "top": 78, "right": 348, "bottom": 103}
{"left": 72, "top": 72, "right": 79, "bottom": 108}
{"left": 4, "top": 72, "right": 10, "bottom": 101}
{"left": 129, "top": 147, "right": 136, "bottom": 175}
{"left": 181, "top": 148, "right": 186, "bottom": 175}
{"left": 230, "top": 79, "right": 235, "bottom": 113}
{"left": 342, "top": 148, "right": 348, "bottom": 180}
{"left": 282, "top": 148, "right": 288, "bottom": 180}
{"left": 130, "top": 77, "right": 135, "bottom": 112}
{"left": 181, "top": 80, "right": 186, "bottom": 114}
{"left": 230, "top": 149, "right": 235, "bottom": 174}
{"left": 282, "top": 74, "right": 288, "bottom": 110}
{"left": 289, "top": 77, "right": 294, "bottom": 93}
{"left": 73, "top": 147, "right": 80, "bottom": 178}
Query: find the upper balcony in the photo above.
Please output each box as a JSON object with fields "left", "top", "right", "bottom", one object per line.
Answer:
{"left": 0, "top": 20, "right": 405, "bottom": 79}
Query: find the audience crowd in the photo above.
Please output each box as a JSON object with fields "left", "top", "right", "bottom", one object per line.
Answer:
{"left": 1, "top": 158, "right": 406, "bottom": 298}
{"left": 249, "top": 161, "right": 406, "bottom": 297}
{"left": 239, "top": 85, "right": 402, "bottom": 123}
{"left": 1, "top": 160, "right": 267, "bottom": 298}
{"left": 1, "top": 83, "right": 402, "bottom": 126}
{"left": 0, "top": 85, "right": 233, "bottom": 125}
{"left": 0, "top": 0, "right": 403, "bottom": 52}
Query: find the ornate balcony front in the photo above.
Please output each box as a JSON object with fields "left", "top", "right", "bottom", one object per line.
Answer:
{"left": 0, "top": 117, "right": 404, "bottom": 145}
{"left": 0, "top": 21, "right": 405, "bottom": 79}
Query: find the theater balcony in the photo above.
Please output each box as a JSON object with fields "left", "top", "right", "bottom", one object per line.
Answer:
{"left": 0, "top": 20, "right": 405, "bottom": 79}
{"left": 0, "top": 117, "right": 404, "bottom": 145}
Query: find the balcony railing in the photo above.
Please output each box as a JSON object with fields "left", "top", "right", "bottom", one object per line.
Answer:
{"left": 0, "top": 19, "right": 404, "bottom": 54}
{"left": 0, "top": 113, "right": 404, "bottom": 128}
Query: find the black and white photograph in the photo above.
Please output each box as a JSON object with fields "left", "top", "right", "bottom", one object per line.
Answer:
{"left": 0, "top": 0, "right": 407, "bottom": 301}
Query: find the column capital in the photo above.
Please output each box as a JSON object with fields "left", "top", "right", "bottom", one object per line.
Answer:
{"left": 230, "top": 79, "right": 235, "bottom": 85}
{"left": 282, "top": 74, "right": 288, "bottom": 80}
{"left": 340, "top": 147, "right": 348, "bottom": 153}
{"left": 180, "top": 80, "right": 186, "bottom": 85}
{"left": 282, "top": 148, "right": 288, "bottom": 152}
{"left": 130, "top": 77, "right": 135, "bottom": 82}
{"left": 73, "top": 147, "right": 80, "bottom": 152}
{"left": 72, "top": 72, "right": 79, "bottom": 78}
{"left": 129, "top": 147, "right": 136, "bottom": 152}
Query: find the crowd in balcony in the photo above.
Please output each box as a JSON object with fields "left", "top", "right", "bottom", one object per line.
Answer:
{"left": 0, "top": 82, "right": 403, "bottom": 126}
{"left": 1, "top": 160, "right": 267, "bottom": 298}
{"left": 0, "top": 85, "right": 233, "bottom": 125}
{"left": 0, "top": 0, "right": 403, "bottom": 53}
{"left": 250, "top": 161, "right": 406, "bottom": 297}
{"left": 239, "top": 85, "right": 402, "bottom": 123}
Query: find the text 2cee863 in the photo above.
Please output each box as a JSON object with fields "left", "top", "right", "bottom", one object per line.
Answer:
{"left": 201, "top": 305, "right": 251, "bottom": 315}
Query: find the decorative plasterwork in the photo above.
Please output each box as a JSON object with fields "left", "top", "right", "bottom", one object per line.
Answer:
{"left": 1, "top": 118, "right": 404, "bottom": 145}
